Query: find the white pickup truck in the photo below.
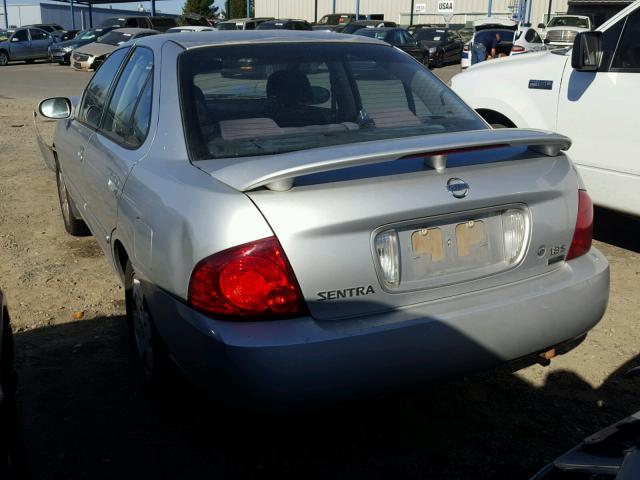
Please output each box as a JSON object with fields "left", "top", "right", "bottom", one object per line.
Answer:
{"left": 451, "top": 1, "right": 640, "bottom": 216}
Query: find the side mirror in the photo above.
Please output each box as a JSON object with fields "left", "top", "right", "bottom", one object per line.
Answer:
{"left": 538, "top": 23, "right": 545, "bottom": 29}
{"left": 571, "top": 31, "right": 602, "bottom": 72}
{"left": 11, "top": 36, "right": 20, "bottom": 42}
{"left": 38, "top": 97, "right": 72, "bottom": 119}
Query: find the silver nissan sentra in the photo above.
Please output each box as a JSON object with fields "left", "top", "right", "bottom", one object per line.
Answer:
{"left": 34, "top": 31, "right": 609, "bottom": 406}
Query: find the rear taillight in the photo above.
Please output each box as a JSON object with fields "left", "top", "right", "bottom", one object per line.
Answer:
{"left": 511, "top": 45, "right": 526, "bottom": 54}
{"left": 566, "top": 190, "right": 593, "bottom": 261}
{"left": 463, "top": 44, "right": 470, "bottom": 51}
{"left": 188, "top": 236, "right": 307, "bottom": 319}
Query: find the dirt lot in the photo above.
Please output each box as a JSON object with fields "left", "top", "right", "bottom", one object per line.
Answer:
{"left": 1, "top": 63, "right": 639, "bottom": 479}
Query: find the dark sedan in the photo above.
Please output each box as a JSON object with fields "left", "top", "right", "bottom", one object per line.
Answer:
{"left": 48, "top": 26, "right": 116, "bottom": 65}
{"left": 414, "top": 28, "right": 464, "bottom": 67}
{"left": 256, "top": 19, "right": 312, "bottom": 30}
{"left": 354, "top": 27, "right": 428, "bottom": 65}
{"left": 337, "top": 20, "right": 397, "bottom": 34}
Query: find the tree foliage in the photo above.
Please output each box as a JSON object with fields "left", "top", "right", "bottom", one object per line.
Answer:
{"left": 182, "top": 0, "right": 219, "bottom": 18}
{"left": 226, "top": 0, "right": 254, "bottom": 19}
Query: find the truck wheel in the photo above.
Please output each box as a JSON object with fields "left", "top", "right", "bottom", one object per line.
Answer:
{"left": 56, "top": 165, "right": 90, "bottom": 236}
{"left": 0, "top": 52, "right": 8, "bottom": 66}
{"left": 125, "top": 261, "right": 171, "bottom": 392}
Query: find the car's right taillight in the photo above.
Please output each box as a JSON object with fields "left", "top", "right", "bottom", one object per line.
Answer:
{"left": 188, "top": 236, "right": 307, "bottom": 319}
{"left": 566, "top": 190, "right": 593, "bottom": 261}
{"left": 511, "top": 45, "right": 526, "bottom": 54}
{"left": 463, "top": 44, "right": 470, "bottom": 51}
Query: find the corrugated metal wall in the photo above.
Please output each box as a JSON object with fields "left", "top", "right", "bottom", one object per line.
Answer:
{"left": 255, "top": 0, "right": 570, "bottom": 26}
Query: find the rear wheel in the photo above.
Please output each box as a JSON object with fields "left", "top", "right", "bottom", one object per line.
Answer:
{"left": 0, "top": 52, "right": 8, "bottom": 66}
{"left": 125, "top": 261, "right": 170, "bottom": 391}
{"left": 56, "top": 165, "right": 90, "bottom": 236}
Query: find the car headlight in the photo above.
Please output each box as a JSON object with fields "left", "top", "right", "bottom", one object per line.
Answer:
{"left": 429, "top": 47, "right": 437, "bottom": 54}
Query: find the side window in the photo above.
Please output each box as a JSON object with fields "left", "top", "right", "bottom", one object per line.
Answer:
{"left": 78, "top": 48, "right": 129, "bottom": 129}
{"left": 612, "top": 9, "right": 640, "bottom": 70}
{"left": 101, "top": 48, "right": 153, "bottom": 148}
{"left": 524, "top": 28, "right": 536, "bottom": 43}
{"left": 13, "top": 29, "right": 28, "bottom": 42}
{"left": 29, "top": 29, "right": 49, "bottom": 41}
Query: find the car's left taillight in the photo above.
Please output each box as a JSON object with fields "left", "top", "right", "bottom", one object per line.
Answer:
{"left": 511, "top": 45, "right": 526, "bottom": 54}
{"left": 188, "top": 236, "right": 307, "bottom": 319}
{"left": 566, "top": 190, "right": 593, "bottom": 261}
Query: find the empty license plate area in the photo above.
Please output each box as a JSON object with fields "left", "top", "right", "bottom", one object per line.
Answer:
{"left": 374, "top": 207, "right": 529, "bottom": 292}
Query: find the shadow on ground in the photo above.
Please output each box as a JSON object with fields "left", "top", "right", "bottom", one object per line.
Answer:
{"left": 12, "top": 313, "right": 639, "bottom": 480}
{"left": 594, "top": 207, "right": 640, "bottom": 253}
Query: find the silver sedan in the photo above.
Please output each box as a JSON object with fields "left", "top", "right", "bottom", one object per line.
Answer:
{"left": 35, "top": 31, "right": 609, "bottom": 407}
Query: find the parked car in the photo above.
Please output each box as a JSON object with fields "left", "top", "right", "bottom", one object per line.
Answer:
{"left": 461, "top": 17, "right": 518, "bottom": 69}
{"left": 313, "top": 13, "right": 357, "bottom": 30}
{"left": 0, "top": 290, "right": 23, "bottom": 478}
{"left": 35, "top": 31, "right": 609, "bottom": 407}
{"left": 539, "top": 14, "right": 592, "bottom": 47}
{"left": 49, "top": 26, "right": 117, "bottom": 65}
{"left": 337, "top": 20, "right": 397, "bottom": 34}
{"left": 216, "top": 17, "right": 274, "bottom": 30}
{"left": 167, "top": 26, "right": 215, "bottom": 33}
{"left": 355, "top": 27, "right": 428, "bottom": 65}
{"left": 71, "top": 28, "right": 158, "bottom": 70}
{"left": 413, "top": 27, "right": 464, "bottom": 67}
{"left": 256, "top": 19, "right": 313, "bottom": 30}
{"left": 100, "top": 15, "right": 177, "bottom": 32}
{"left": 451, "top": 0, "right": 640, "bottom": 216}
{"left": 0, "top": 27, "right": 54, "bottom": 66}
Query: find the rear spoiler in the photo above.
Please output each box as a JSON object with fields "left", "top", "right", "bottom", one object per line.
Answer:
{"left": 199, "top": 129, "right": 571, "bottom": 192}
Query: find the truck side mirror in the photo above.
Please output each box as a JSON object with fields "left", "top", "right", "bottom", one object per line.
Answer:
{"left": 571, "top": 31, "right": 603, "bottom": 72}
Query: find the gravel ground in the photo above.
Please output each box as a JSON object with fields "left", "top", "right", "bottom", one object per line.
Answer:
{"left": 0, "top": 62, "right": 639, "bottom": 480}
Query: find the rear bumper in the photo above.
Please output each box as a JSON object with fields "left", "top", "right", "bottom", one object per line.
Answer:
{"left": 145, "top": 248, "right": 609, "bottom": 406}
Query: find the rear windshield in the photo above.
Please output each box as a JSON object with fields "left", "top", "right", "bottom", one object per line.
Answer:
{"left": 318, "top": 14, "right": 352, "bottom": 25}
{"left": 99, "top": 31, "right": 133, "bottom": 45}
{"left": 547, "top": 16, "right": 589, "bottom": 28}
{"left": 257, "top": 22, "right": 286, "bottom": 30}
{"left": 355, "top": 29, "right": 389, "bottom": 41}
{"left": 179, "top": 43, "right": 484, "bottom": 160}
{"left": 415, "top": 29, "right": 447, "bottom": 41}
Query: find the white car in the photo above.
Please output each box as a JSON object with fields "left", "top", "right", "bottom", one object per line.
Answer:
{"left": 461, "top": 18, "right": 546, "bottom": 69}
{"left": 539, "top": 15, "right": 592, "bottom": 48}
{"left": 451, "top": 1, "right": 640, "bottom": 216}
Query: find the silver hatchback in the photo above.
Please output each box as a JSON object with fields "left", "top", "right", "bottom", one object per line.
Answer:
{"left": 35, "top": 31, "right": 609, "bottom": 406}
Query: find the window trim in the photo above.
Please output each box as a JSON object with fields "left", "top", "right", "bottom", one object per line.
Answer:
{"left": 609, "top": 12, "right": 640, "bottom": 73}
{"left": 97, "top": 46, "right": 155, "bottom": 150}
{"left": 75, "top": 46, "right": 131, "bottom": 131}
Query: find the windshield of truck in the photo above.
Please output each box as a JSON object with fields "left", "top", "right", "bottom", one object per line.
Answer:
{"left": 179, "top": 43, "right": 485, "bottom": 160}
{"left": 547, "top": 16, "right": 589, "bottom": 28}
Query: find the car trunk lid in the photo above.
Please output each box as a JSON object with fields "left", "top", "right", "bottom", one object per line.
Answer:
{"left": 197, "top": 130, "right": 579, "bottom": 321}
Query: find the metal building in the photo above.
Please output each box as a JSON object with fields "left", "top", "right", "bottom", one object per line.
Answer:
{"left": 255, "top": 0, "right": 571, "bottom": 26}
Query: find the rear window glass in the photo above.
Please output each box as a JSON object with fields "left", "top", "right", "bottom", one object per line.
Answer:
{"left": 547, "top": 16, "right": 589, "bottom": 28}
{"left": 415, "top": 30, "right": 446, "bottom": 41}
{"left": 99, "top": 31, "right": 133, "bottom": 45}
{"left": 355, "top": 29, "right": 389, "bottom": 41}
{"left": 179, "top": 43, "right": 484, "bottom": 160}
{"left": 217, "top": 22, "right": 237, "bottom": 30}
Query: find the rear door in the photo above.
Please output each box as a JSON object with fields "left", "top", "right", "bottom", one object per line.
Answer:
{"left": 82, "top": 47, "right": 154, "bottom": 247}
{"left": 28, "top": 28, "right": 51, "bottom": 57}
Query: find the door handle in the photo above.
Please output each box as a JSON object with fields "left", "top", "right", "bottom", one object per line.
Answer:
{"left": 77, "top": 147, "right": 85, "bottom": 161}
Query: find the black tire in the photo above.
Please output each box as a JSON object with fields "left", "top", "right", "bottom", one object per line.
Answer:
{"left": 124, "top": 261, "right": 171, "bottom": 392}
{"left": 436, "top": 52, "right": 444, "bottom": 68}
{"left": 58, "top": 61, "right": 66, "bottom": 66}
{"left": 24, "top": 59, "right": 35, "bottom": 64}
{"left": 56, "top": 165, "right": 90, "bottom": 236}
{"left": 0, "top": 52, "right": 8, "bottom": 67}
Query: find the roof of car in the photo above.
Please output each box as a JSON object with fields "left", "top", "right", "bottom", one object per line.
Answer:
{"left": 110, "top": 27, "right": 157, "bottom": 35}
{"left": 219, "top": 17, "right": 274, "bottom": 23}
{"left": 138, "top": 30, "right": 385, "bottom": 49}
